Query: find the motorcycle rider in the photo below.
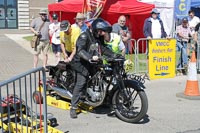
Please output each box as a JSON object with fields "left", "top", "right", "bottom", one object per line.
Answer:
{"left": 69, "top": 18, "right": 118, "bottom": 118}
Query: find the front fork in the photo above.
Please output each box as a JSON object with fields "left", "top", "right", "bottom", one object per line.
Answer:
{"left": 116, "top": 76, "right": 130, "bottom": 102}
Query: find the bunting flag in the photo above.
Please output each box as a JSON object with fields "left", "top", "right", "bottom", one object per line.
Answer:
{"left": 83, "top": 0, "right": 107, "bottom": 20}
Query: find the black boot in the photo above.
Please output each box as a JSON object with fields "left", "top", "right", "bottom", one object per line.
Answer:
{"left": 70, "top": 108, "right": 77, "bottom": 119}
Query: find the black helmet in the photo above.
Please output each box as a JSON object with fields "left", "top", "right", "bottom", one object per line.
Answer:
{"left": 91, "top": 18, "right": 112, "bottom": 34}
{"left": 60, "top": 20, "right": 70, "bottom": 31}
{"left": 52, "top": 13, "right": 58, "bottom": 20}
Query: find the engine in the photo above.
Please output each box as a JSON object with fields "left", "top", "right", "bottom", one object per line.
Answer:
{"left": 87, "top": 85, "right": 101, "bottom": 102}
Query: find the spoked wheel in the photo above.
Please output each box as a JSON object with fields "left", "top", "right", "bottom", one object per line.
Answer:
{"left": 112, "top": 80, "right": 148, "bottom": 123}
{"left": 55, "top": 69, "right": 75, "bottom": 92}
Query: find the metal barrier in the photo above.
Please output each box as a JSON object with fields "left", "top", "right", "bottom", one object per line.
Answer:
{"left": 135, "top": 38, "right": 149, "bottom": 74}
{"left": 125, "top": 39, "right": 137, "bottom": 73}
{"left": 0, "top": 67, "right": 48, "bottom": 133}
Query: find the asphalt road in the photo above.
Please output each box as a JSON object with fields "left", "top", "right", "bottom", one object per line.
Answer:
{"left": 1, "top": 32, "right": 200, "bottom": 133}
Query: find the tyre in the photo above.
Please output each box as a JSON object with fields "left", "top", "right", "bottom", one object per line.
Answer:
{"left": 112, "top": 80, "right": 148, "bottom": 123}
{"left": 33, "top": 91, "right": 43, "bottom": 104}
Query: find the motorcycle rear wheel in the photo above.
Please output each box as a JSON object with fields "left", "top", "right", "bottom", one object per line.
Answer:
{"left": 54, "top": 69, "right": 75, "bottom": 92}
{"left": 112, "top": 82, "right": 148, "bottom": 123}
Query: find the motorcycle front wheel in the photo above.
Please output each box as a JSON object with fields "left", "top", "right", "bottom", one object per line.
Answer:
{"left": 112, "top": 81, "right": 148, "bottom": 123}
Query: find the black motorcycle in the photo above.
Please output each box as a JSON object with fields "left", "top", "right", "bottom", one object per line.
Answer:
{"left": 35, "top": 57, "right": 148, "bottom": 123}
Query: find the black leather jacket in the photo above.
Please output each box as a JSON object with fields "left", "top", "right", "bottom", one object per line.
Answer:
{"left": 73, "top": 29, "right": 115, "bottom": 63}
{"left": 70, "top": 29, "right": 116, "bottom": 76}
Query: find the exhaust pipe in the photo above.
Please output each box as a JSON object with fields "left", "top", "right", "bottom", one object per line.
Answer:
{"left": 48, "top": 85, "right": 73, "bottom": 99}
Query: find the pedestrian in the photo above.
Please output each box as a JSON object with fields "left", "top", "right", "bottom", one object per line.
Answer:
{"left": 143, "top": 8, "right": 169, "bottom": 57}
{"left": 112, "top": 15, "right": 131, "bottom": 54}
{"left": 72, "top": 12, "right": 88, "bottom": 32}
{"left": 176, "top": 17, "right": 192, "bottom": 75}
{"left": 143, "top": 8, "right": 168, "bottom": 39}
{"left": 49, "top": 13, "right": 61, "bottom": 65}
{"left": 194, "top": 21, "right": 200, "bottom": 73}
{"left": 188, "top": 10, "right": 200, "bottom": 35}
{"left": 60, "top": 20, "right": 81, "bottom": 63}
{"left": 188, "top": 10, "right": 200, "bottom": 58}
{"left": 30, "top": 8, "right": 50, "bottom": 69}
{"left": 69, "top": 18, "right": 118, "bottom": 118}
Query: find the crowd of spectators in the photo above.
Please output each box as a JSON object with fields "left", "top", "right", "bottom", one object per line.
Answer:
{"left": 29, "top": 7, "right": 200, "bottom": 118}
{"left": 30, "top": 8, "right": 200, "bottom": 75}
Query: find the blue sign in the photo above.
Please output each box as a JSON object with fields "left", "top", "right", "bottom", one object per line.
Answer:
{"left": 174, "top": 0, "right": 191, "bottom": 19}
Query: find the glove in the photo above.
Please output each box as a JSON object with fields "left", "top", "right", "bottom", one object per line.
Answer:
{"left": 113, "top": 54, "right": 124, "bottom": 59}
{"left": 92, "top": 56, "right": 99, "bottom": 61}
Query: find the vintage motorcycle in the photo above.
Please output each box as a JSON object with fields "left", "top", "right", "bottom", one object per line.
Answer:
{"left": 36, "top": 57, "right": 148, "bottom": 123}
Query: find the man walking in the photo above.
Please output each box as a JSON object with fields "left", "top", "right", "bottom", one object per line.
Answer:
{"left": 30, "top": 8, "right": 50, "bottom": 69}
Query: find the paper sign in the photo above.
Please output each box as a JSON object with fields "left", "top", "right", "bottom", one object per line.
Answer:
{"left": 148, "top": 39, "right": 176, "bottom": 80}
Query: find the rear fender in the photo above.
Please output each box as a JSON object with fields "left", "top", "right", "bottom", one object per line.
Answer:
{"left": 48, "top": 62, "right": 71, "bottom": 77}
{"left": 48, "top": 66, "right": 57, "bottom": 76}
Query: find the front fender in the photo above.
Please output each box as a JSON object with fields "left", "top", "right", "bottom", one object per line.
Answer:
{"left": 123, "top": 80, "right": 146, "bottom": 91}
{"left": 111, "top": 79, "right": 145, "bottom": 92}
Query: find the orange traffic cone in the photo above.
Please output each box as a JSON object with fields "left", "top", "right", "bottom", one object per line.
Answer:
{"left": 184, "top": 51, "right": 200, "bottom": 96}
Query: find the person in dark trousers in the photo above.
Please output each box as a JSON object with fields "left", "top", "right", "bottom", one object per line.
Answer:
{"left": 49, "top": 13, "right": 61, "bottom": 64}
{"left": 69, "top": 18, "right": 117, "bottom": 118}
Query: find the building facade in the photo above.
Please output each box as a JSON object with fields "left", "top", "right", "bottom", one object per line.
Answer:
{"left": 0, "top": 0, "right": 55, "bottom": 30}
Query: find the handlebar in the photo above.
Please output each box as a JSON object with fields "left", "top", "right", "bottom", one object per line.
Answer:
{"left": 106, "top": 56, "right": 125, "bottom": 63}
{"left": 89, "top": 56, "right": 125, "bottom": 64}
{"left": 89, "top": 59, "right": 100, "bottom": 64}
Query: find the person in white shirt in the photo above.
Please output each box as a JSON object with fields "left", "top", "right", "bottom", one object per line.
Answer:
{"left": 143, "top": 8, "right": 168, "bottom": 39}
{"left": 188, "top": 10, "right": 200, "bottom": 57}
{"left": 188, "top": 10, "right": 200, "bottom": 34}
{"left": 143, "top": 8, "right": 168, "bottom": 55}
{"left": 49, "top": 13, "right": 61, "bottom": 64}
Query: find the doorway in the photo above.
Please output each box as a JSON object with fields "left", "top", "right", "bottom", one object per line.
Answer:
{"left": 0, "top": 0, "right": 18, "bottom": 29}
